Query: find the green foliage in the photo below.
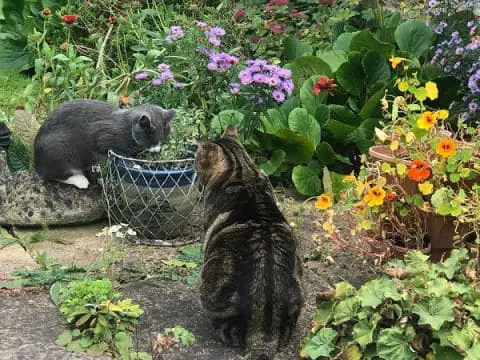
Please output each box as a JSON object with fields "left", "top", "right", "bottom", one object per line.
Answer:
{"left": 164, "top": 325, "right": 196, "bottom": 346}
{"left": 0, "top": 71, "right": 30, "bottom": 117}
{"left": 153, "top": 246, "right": 203, "bottom": 285}
{"left": 301, "top": 249, "right": 480, "bottom": 359}
{"left": 6, "top": 133, "right": 32, "bottom": 171}
{"left": 56, "top": 278, "right": 144, "bottom": 359}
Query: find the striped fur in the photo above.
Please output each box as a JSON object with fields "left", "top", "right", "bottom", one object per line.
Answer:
{"left": 195, "top": 125, "right": 304, "bottom": 360}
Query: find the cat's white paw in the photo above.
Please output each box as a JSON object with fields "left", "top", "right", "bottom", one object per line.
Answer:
{"left": 58, "top": 174, "right": 90, "bottom": 189}
{"left": 148, "top": 144, "right": 162, "bottom": 152}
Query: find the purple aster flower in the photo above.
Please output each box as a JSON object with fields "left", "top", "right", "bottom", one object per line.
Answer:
{"left": 267, "top": 76, "right": 281, "bottom": 87}
{"left": 455, "top": 47, "right": 464, "bottom": 55}
{"left": 207, "top": 62, "right": 218, "bottom": 71}
{"left": 467, "top": 21, "right": 474, "bottom": 28}
{"left": 272, "top": 90, "right": 286, "bottom": 103}
{"left": 461, "top": 112, "right": 469, "bottom": 120}
{"left": 282, "top": 80, "right": 294, "bottom": 94}
{"left": 253, "top": 73, "right": 268, "bottom": 84}
{"left": 173, "top": 82, "right": 183, "bottom": 88}
{"left": 454, "top": 61, "right": 461, "bottom": 69}
{"left": 428, "top": 0, "right": 437, "bottom": 7}
{"left": 255, "top": 96, "right": 264, "bottom": 104}
{"left": 469, "top": 101, "right": 478, "bottom": 112}
{"left": 434, "top": 25, "right": 444, "bottom": 34}
{"left": 195, "top": 21, "right": 207, "bottom": 28}
{"left": 160, "top": 70, "right": 174, "bottom": 81}
{"left": 467, "top": 38, "right": 480, "bottom": 50}
{"left": 444, "top": 65, "right": 452, "bottom": 73}
{"left": 166, "top": 25, "right": 183, "bottom": 42}
{"left": 277, "top": 68, "right": 292, "bottom": 79}
{"left": 135, "top": 71, "right": 149, "bottom": 80}
{"left": 433, "top": 9, "right": 441, "bottom": 16}
{"left": 158, "top": 63, "right": 170, "bottom": 72}
{"left": 230, "top": 83, "right": 240, "bottom": 95}
{"left": 468, "top": 69, "right": 480, "bottom": 94}
{"left": 209, "top": 27, "right": 226, "bottom": 37}
{"left": 209, "top": 37, "right": 221, "bottom": 46}
{"left": 152, "top": 78, "right": 163, "bottom": 86}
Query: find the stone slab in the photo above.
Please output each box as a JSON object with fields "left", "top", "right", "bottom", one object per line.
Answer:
{"left": 0, "top": 243, "right": 38, "bottom": 276}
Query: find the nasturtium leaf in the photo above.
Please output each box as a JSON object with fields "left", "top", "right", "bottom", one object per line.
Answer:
{"left": 412, "top": 297, "right": 455, "bottom": 330}
{"left": 377, "top": 326, "right": 416, "bottom": 360}
{"left": 301, "top": 327, "right": 337, "bottom": 359}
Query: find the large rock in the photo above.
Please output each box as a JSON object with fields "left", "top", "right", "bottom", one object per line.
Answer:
{"left": 0, "top": 152, "right": 105, "bottom": 226}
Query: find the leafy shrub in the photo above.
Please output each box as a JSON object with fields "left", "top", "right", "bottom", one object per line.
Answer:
{"left": 301, "top": 249, "right": 480, "bottom": 359}
{"left": 55, "top": 278, "right": 144, "bottom": 359}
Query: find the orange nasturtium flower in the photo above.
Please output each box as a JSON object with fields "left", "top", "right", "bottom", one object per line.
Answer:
{"left": 436, "top": 139, "right": 457, "bottom": 158}
{"left": 119, "top": 96, "right": 129, "bottom": 105}
{"left": 408, "top": 160, "right": 431, "bottom": 182}
{"left": 389, "top": 56, "right": 407, "bottom": 69}
{"left": 386, "top": 191, "right": 397, "bottom": 201}
{"left": 417, "top": 111, "right": 437, "bottom": 130}
{"left": 315, "top": 194, "right": 332, "bottom": 210}
{"left": 363, "top": 186, "right": 386, "bottom": 207}
{"left": 356, "top": 203, "right": 367, "bottom": 216}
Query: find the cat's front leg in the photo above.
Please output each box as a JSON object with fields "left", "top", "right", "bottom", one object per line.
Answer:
{"left": 57, "top": 171, "right": 90, "bottom": 189}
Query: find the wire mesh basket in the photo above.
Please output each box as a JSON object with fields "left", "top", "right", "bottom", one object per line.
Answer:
{"left": 102, "top": 150, "right": 203, "bottom": 246}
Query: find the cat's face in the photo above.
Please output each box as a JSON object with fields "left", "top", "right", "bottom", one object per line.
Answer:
{"left": 195, "top": 125, "right": 239, "bottom": 186}
{"left": 130, "top": 105, "right": 175, "bottom": 152}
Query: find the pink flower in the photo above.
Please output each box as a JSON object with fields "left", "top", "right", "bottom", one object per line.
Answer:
{"left": 234, "top": 8, "right": 245, "bottom": 22}
{"left": 267, "top": 22, "right": 285, "bottom": 36}
{"left": 271, "top": 0, "right": 288, "bottom": 5}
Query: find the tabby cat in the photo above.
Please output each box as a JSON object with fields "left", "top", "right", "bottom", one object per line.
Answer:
{"left": 196, "top": 125, "right": 304, "bottom": 360}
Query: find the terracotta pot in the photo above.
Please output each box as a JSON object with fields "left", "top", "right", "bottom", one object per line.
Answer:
{"left": 368, "top": 236, "right": 431, "bottom": 258}
{"left": 368, "top": 145, "right": 418, "bottom": 195}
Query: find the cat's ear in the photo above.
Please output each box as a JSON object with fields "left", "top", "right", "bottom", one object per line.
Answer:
{"left": 163, "top": 109, "right": 176, "bottom": 121}
{"left": 138, "top": 114, "right": 152, "bottom": 129}
{"left": 222, "top": 124, "right": 239, "bottom": 140}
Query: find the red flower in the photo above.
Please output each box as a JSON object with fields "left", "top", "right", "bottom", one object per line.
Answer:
{"left": 234, "top": 8, "right": 245, "bottom": 22}
{"left": 271, "top": 0, "right": 288, "bottom": 4}
{"left": 318, "top": 0, "right": 333, "bottom": 4}
{"left": 61, "top": 14, "right": 78, "bottom": 24}
{"left": 42, "top": 8, "right": 50, "bottom": 16}
{"left": 407, "top": 160, "right": 431, "bottom": 182}
{"left": 386, "top": 192, "right": 397, "bottom": 201}
{"left": 312, "top": 75, "right": 337, "bottom": 96}
{"left": 108, "top": 16, "right": 117, "bottom": 24}
{"left": 267, "top": 22, "right": 285, "bottom": 36}
{"left": 289, "top": 8, "right": 301, "bottom": 18}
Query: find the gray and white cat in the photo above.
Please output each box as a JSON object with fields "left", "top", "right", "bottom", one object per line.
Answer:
{"left": 34, "top": 99, "right": 174, "bottom": 189}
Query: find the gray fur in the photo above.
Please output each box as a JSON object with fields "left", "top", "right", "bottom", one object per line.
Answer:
{"left": 34, "top": 99, "right": 174, "bottom": 185}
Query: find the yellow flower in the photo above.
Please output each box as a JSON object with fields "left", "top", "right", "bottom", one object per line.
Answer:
{"left": 342, "top": 175, "right": 356, "bottom": 183}
{"left": 418, "top": 182, "right": 433, "bottom": 195}
{"left": 398, "top": 80, "right": 409, "bottom": 92}
{"left": 390, "top": 140, "right": 399, "bottom": 151}
{"left": 425, "top": 81, "right": 438, "bottom": 100}
{"left": 375, "top": 127, "right": 388, "bottom": 142}
{"left": 397, "top": 163, "right": 407, "bottom": 177}
{"left": 322, "top": 221, "right": 336, "bottom": 234}
{"left": 315, "top": 194, "right": 332, "bottom": 210}
{"left": 363, "top": 186, "right": 386, "bottom": 207}
{"left": 406, "top": 131, "right": 415, "bottom": 143}
{"left": 436, "top": 139, "right": 457, "bottom": 158}
{"left": 435, "top": 109, "right": 449, "bottom": 120}
{"left": 417, "top": 111, "right": 437, "bottom": 130}
{"left": 389, "top": 56, "right": 407, "bottom": 69}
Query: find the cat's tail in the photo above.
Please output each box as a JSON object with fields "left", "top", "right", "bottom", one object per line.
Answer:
{"left": 245, "top": 330, "right": 279, "bottom": 360}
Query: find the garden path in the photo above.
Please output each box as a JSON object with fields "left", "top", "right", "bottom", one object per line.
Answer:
{"left": 0, "top": 199, "right": 375, "bottom": 360}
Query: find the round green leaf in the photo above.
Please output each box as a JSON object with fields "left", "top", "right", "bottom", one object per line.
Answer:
{"left": 288, "top": 108, "right": 321, "bottom": 146}
{"left": 272, "top": 128, "right": 315, "bottom": 163}
{"left": 56, "top": 330, "right": 73, "bottom": 347}
{"left": 283, "top": 37, "right": 312, "bottom": 61}
{"left": 210, "top": 110, "right": 244, "bottom": 135}
{"left": 316, "top": 50, "right": 347, "bottom": 72}
{"left": 291, "top": 56, "right": 332, "bottom": 94}
{"left": 292, "top": 165, "right": 322, "bottom": 196}
{"left": 328, "top": 105, "right": 361, "bottom": 126}
{"left": 350, "top": 30, "right": 395, "bottom": 57}
{"left": 362, "top": 50, "right": 391, "bottom": 89}
{"left": 335, "top": 52, "right": 365, "bottom": 97}
{"left": 300, "top": 75, "right": 327, "bottom": 117}
{"left": 316, "top": 142, "right": 336, "bottom": 166}
{"left": 394, "top": 20, "right": 433, "bottom": 59}
{"left": 333, "top": 32, "right": 357, "bottom": 52}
